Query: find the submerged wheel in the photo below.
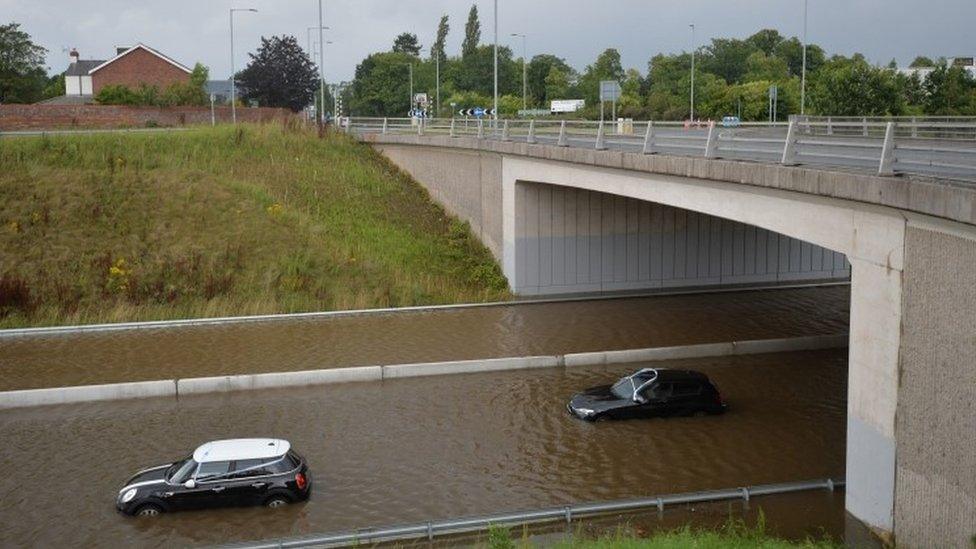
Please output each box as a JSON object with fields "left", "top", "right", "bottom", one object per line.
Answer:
{"left": 264, "top": 495, "right": 291, "bottom": 509}
{"left": 135, "top": 503, "right": 163, "bottom": 517}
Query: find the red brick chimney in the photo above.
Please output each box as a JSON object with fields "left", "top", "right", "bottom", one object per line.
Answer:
{"left": 69, "top": 48, "right": 79, "bottom": 63}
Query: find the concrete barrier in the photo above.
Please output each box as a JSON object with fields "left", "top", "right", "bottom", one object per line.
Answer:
{"left": 0, "top": 380, "right": 176, "bottom": 410}
{"left": 0, "top": 334, "right": 848, "bottom": 409}
{"left": 176, "top": 366, "right": 383, "bottom": 396}
{"left": 382, "top": 356, "right": 560, "bottom": 379}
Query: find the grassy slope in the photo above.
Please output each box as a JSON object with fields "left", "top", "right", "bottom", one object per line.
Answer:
{"left": 0, "top": 124, "right": 509, "bottom": 328}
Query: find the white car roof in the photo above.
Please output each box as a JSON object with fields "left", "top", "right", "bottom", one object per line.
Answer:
{"left": 192, "top": 438, "right": 290, "bottom": 463}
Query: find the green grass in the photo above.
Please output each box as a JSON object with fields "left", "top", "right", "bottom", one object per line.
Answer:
{"left": 0, "top": 123, "right": 509, "bottom": 328}
{"left": 485, "top": 517, "right": 842, "bottom": 549}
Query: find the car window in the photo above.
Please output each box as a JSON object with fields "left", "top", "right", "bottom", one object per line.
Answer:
{"left": 230, "top": 459, "right": 267, "bottom": 478}
{"left": 641, "top": 382, "right": 669, "bottom": 400}
{"left": 196, "top": 460, "right": 231, "bottom": 481}
{"left": 672, "top": 382, "right": 702, "bottom": 397}
{"left": 264, "top": 454, "right": 298, "bottom": 474}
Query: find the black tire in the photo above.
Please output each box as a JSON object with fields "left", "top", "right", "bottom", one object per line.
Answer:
{"left": 134, "top": 503, "right": 164, "bottom": 517}
{"left": 264, "top": 494, "right": 292, "bottom": 509}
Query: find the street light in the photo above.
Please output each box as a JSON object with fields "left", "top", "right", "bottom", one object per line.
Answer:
{"left": 689, "top": 23, "right": 696, "bottom": 122}
{"left": 493, "top": 0, "right": 498, "bottom": 125}
{"left": 306, "top": 26, "right": 329, "bottom": 59}
{"left": 511, "top": 33, "right": 527, "bottom": 112}
{"left": 230, "top": 7, "right": 258, "bottom": 125}
{"left": 318, "top": 0, "right": 326, "bottom": 127}
{"left": 801, "top": 0, "right": 808, "bottom": 115}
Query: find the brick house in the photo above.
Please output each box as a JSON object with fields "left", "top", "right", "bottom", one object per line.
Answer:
{"left": 90, "top": 44, "right": 192, "bottom": 95}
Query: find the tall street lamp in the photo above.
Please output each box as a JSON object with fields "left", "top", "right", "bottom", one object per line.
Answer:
{"left": 493, "top": 0, "right": 498, "bottom": 124}
{"left": 689, "top": 23, "right": 696, "bottom": 122}
{"left": 433, "top": 48, "right": 440, "bottom": 117}
{"left": 317, "top": 0, "right": 326, "bottom": 127}
{"left": 511, "top": 33, "right": 527, "bottom": 112}
{"left": 801, "top": 0, "right": 808, "bottom": 115}
{"left": 307, "top": 26, "right": 329, "bottom": 58}
{"left": 230, "top": 7, "right": 258, "bottom": 125}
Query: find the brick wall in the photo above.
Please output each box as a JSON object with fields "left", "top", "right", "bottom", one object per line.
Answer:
{"left": 91, "top": 47, "right": 190, "bottom": 95}
{"left": 0, "top": 104, "right": 295, "bottom": 131}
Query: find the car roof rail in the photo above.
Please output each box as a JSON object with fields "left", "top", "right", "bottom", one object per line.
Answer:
{"left": 628, "top": 368, "right": 659, "bottom": 400}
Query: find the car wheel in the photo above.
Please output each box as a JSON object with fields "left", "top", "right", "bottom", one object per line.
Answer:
{"left": 264, "top": 495, "right": 291, "bottom": 509}
{"left": 134, "top": 503, "right": 163, "bottom": 517}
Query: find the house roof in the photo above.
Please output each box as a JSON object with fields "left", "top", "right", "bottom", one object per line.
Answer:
{"left": 88, "top": 43, "right": 192, "bottom": 75}
{"left": 65, "top": 60, "right": 104, "bottom": 77}
{"left": 37, "top": 95, "right": 96, "bottom": 105}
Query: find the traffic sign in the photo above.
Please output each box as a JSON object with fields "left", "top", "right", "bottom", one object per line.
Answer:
{"left": 457, "top": 108, "right": 496, "bottom": 118}
{"left": 600, "top": 80, "right": 621, "bottom": 102}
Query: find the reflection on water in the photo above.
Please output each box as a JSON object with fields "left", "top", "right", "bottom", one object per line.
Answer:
{"left": 0, "top": 286, "right": 849, "bottom": 390}
{"left": 0, "top": 349, "right": 847, "bottom": 547}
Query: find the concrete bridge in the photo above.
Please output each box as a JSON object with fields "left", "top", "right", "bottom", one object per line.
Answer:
{"left": 352, "top": 121, "right": 976, "bottom": 547}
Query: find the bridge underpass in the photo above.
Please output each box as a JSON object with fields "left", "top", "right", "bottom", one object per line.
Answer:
{"left": 364, "top": 131, "right": 976, "bottom": 547}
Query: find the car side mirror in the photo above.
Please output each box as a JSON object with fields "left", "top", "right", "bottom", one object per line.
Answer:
{"left": 183, "top": 479, "right": 196, "bottom": 489}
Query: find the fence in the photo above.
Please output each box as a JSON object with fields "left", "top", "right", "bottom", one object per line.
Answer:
{"left": 347, "top": 116, "right": 976, "bottom": 182}
{"left": 225, "top": 477, "right": 844, "bottom": 548}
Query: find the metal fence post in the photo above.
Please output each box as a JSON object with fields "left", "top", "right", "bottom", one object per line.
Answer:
{"left": 417, "top": 117, "right": 424, "bottom": 137}
{"left": 450, "top": 118, "right": 456, "bottom": 138}
{"left": 502, "top": 119, "right": 511, "bottom": 142}
{"left": 879, "top": 121, "right": 897, "bottom": 176}
{"left": 781, "top": 118, "right": 799, "bottom": 166}
{"left": 911, "top": 116, "right": 918, "bottom": 138}
{"left": 595, "top": 121, "right": 607, "bottom": 150}
{"left": 477, "top": 119, "right": 484, "bottom": 139}
{"left": 642, "top": 121, "right": 656, "bottom": 154}
{"left": 827, "top": 117, "right": 833, "bottom": 136}
{"left": 704, "top": 121, "right": 718, "bottom": 159}
{"left": 557, "top": 120, "right": 567, "bottom": 147}
{"left": 527, "top": 119, "right": 537, "bottom": 144}
{"left": 862, "top": 117, "right": 868, "bottom": 137}
{"left": 381, "top": 118, "right": 388, "bottom": 134}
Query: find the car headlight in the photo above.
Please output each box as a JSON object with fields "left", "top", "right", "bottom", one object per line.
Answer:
{"left": 575, "top": 407, "right": 596, "bottom": 417}
{"left": 121, "top": 488, "right": 138, "bottom": 503}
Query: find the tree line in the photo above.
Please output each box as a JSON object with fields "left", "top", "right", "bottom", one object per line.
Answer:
{"left": 348, "top": 6, "right": 976, "bottom": 120}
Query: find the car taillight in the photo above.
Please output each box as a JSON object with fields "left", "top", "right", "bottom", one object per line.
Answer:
{"left": 295, "top": 472, "right": 307, "bottom": 490}
{"left": 714, "top": 391, "right": 725, "bottom": 405}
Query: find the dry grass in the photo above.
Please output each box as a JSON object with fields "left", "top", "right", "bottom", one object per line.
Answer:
{"left": 0, "top": 123, "right": 509, "bottom": 328}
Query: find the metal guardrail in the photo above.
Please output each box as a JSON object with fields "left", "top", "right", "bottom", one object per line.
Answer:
{"left": 347, "top": 116, "right": 976, "bottom": 182}
{"left": 224, "top": 477, "right": 844, "bottom": 549}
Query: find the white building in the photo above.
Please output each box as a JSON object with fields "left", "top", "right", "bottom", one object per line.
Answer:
{"left": 898, "top": 57, "right": 976, "bottom": 79}
{"left": 64, "top": 49, "right": 105, "bottom": 97}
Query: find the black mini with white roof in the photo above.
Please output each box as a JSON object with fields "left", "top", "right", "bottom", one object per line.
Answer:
{"left": 116, "top": 438, "right": 311, "bottom": 516}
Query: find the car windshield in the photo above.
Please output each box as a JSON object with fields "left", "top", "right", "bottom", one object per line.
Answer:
{"left": 166, "top": 457, "right": 197, "bottom": 483}
{"left": 610, "top": 377, "right": 636, "bottom": 400}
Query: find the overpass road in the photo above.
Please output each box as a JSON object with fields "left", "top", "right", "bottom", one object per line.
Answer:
{"left": 0, "top": 349, "right": 847, "bottom": 547}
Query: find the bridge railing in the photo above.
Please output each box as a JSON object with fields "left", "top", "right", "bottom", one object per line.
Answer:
{"left": 346, "top": 117, "right": 976, "bottom": 182}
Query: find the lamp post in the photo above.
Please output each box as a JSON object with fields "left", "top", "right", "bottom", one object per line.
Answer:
{"left": 801, "top": 0, "right": 808, "bottom": 115}
{"left": 306, "top": 26, "right": 329, "bottom": 58}
{"left": 230, "top": 7, "right": 258, "bottom": 124}
{"left": 312, "top": 40, "right": 333, "bottom": 118}
{"left": 318, "top": 0, "right": 326, "bottom": 128}
{"left": 689, "top": 23, "right": 696, "bottom": 122}
{"left": 493, "top": 0, "right": 498, "bottom": 125}
{"left": 434, "top": 48, "right": 440, "bottom": 117}
{"left": 511, "top": 33, "right": 527, "bottom": 112}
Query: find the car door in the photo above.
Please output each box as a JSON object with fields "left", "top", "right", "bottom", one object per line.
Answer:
{"left": 191, "top": 460, "right": 236, "bottom": 509}
{"left": 635, "top": 383, "right": 671, "bottom": 418}
{"left": 222, "top": 459, "right": 272, "bottom": 507}
{"left": 669, "top": 382, "right": 703, "bottom": 415}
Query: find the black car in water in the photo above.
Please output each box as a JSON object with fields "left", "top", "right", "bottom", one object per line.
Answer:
{"left": 116, "top": 438, "right": 311, "bottom": 516}
{"left": 568, "top": 368, "right": 726, "bottom": 421}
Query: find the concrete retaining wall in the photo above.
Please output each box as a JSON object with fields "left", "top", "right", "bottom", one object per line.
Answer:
{"left": 0, "top": 334, "right": 847, "bottom": 410}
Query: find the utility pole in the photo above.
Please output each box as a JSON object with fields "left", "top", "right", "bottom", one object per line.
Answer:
{"left": 318, "top": 0, "right": 326, "bottom": 129}
{"left": 689, "top": 23, "right": 696, "bottom": 122}
{"left": 801, "top": 0, "right": 808, "bottom": 115}
{"left": 435, "top": 49, "right": 440, "bottom": 117}
{"left": 230, "top": 7, "right": 257, "bottom": 125}
{"left": 511, "top": 33, "right": 527, "bottom": 111}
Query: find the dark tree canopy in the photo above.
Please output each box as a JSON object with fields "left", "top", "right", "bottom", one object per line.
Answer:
{"left": 431, "top": 15, "right": 449, "bottom": 61}
{"left": 527, "top": 54, "right": 576, "bottom": 105}
{"left": 0, "top": 22, "right": 49, "bottom": 103}
{"left": 392, "top": 33, "right": 421, "bottom": 56}
{"left": 910, "top": 56, "right": 935, "bottom": 68}
{"left": 745, "top": 29, "right": 785, "bottom": 55}
{"left": 462, "top": 5, "right": 481, "bottom": 58}
{"left": 236, "top": 35, "right": 319, "bottom": 112}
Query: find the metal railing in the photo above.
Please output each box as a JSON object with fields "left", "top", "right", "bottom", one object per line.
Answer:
{"left": 225, "top": 477, "right": 844, "bottom": 549}
{"left": 347, "top": 116, "right": 976, "bottom": 182}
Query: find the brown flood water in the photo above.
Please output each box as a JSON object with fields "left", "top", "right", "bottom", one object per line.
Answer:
{"left": 0, "top": 349, "right": 848, "bottom": 547}
{"left": 0, "top": 285, "right": 849, "bottom": 390}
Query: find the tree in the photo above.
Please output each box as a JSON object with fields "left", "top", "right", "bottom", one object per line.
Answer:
{"left": 462, "top": 5, "right": 481, "bottom": 58}
{"left": 526, "top": 54, "right": 575, "bottom": 105}
{"left": 349, "top": 51, "right": 415, "bottom": 116}
{"left": 745, "top": 29, "right": 785, "bottom": 55}
{"left": 0, "top": 23, "right": 48, "bottom": 103}
{"left": 236, "top": 35, "right": 319, "bottom": 112}
{"left": 431, "top": 15, "right": 449, "bottom": 62}
{"left": 392, "top": 33, "right": 421, "bottom": 56}
{"left": 743, "top": 51, "right": 789, "bottom": 83}
{"left": 578, "top": 48, "right": 625, "bottom": 104}
{"left": 809, "top": 57, "right": 904, "bottom": 116}
{"left": 700, "top": 38, "right": 755, "bottom": 84}
{"left": 457, "top": 44, "right": 517, "bottom": 97}
{"left": 773, "top": 37, "right": 825, "bottom": 78}
{"left": 922, "top": 65, "right": 976, "bottom": 115}
{"left": 161, "top": 63, "right": 209, "bottom": 106}
{"left": 909, "top": 56, "right": 935, "bottom": 68}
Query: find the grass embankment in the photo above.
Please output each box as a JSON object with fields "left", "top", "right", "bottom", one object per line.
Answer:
{"left": 0, "top": 124, "right": 509, "bottom": 328}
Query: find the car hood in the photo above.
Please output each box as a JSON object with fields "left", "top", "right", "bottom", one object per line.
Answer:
{"left": 121, "top": 464, "right": 171, "bottom": 492}
{"left": 569, "top": 384, "right": 633, "bottom": 412}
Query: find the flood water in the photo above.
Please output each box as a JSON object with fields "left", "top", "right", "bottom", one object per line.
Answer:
{"left": 0, "top": 285, "right": 849, "bottom": 390}
{"left": 0, "top": 349, "right": 848, "bottom": 547}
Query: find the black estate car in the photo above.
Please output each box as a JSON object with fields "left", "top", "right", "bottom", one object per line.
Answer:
{"left": 117, "top": 438, "right": 311, "bottom": 516}
{"left": 568, "top": 368, "right": 727, "bottom": 421}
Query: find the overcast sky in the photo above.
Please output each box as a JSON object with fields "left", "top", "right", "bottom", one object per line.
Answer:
{"left": 7, "top": 0, "right": 975, "bottom": 82}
